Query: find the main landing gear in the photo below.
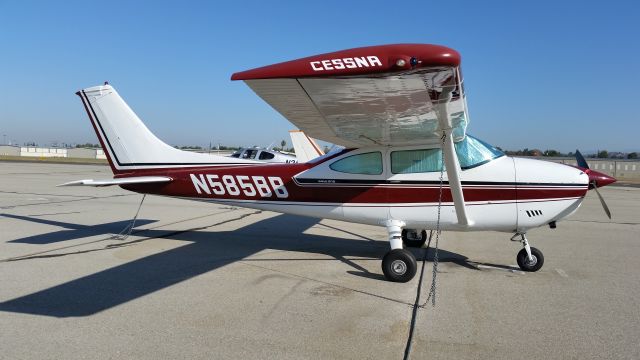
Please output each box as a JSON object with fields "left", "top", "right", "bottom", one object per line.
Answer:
{"left": 511, "top": 233, "right": 544, "bottom": 272}
{"left": 381, "top": 221, "right": 419, "bottom": 282}
{"left": 401, "top": 229, "right": 428, "bottom": 248}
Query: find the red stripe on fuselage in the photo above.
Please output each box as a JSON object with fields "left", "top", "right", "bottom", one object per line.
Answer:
{"left": 120, "top": 163, "right": 588, "bottom": 204}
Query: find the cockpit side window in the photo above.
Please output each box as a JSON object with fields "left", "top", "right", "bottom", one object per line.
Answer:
{"left": 391, "top": 149, "right": 442, "bottom": 174}
{"left": 329, "top": 152, "right": 382, "bottom": 175}
{"left": 390, "top": 135, "right": 504, "bottom": 173}
{"left": 245, "top": 149, "right": 258, "bottom": 159}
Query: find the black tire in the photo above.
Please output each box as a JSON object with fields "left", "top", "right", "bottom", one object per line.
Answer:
{"left": 401, "top": 229, "right": 427, "bottom": 248}
{"left": 382, "top": 249, "right": 417, "bottom": 282}
{"left": 517, "top": 247, "right": 544, "bottom": 272}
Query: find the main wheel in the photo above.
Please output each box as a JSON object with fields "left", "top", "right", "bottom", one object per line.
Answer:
{"left": 382, "top": 249, "right": 417, "bottom": 282}
{"left": 401, "top": 229, "right": 427, "bottom": 248}
{"left": 517, "top": 247, "right": 544, "bottom": 272}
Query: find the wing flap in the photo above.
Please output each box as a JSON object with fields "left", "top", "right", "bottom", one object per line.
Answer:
{"left": 58, "top": 176, "right": 172, "bottom": 187}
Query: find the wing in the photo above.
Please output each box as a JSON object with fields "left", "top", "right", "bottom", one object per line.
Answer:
{"left": 232, "top": 44, "right": 468, "bottom": 147}
{"left": 58, "top": 176, "right": 172, "bottom": 187}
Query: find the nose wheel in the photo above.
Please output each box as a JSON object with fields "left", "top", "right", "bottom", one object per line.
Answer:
{"left": 517, "top": 247, "right": 544, "bottom": 271}
{"left": 512, "top": 233, "right": 544, "bottom": 272}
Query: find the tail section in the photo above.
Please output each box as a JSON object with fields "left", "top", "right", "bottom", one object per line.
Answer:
{"left": 77, "top": 84, "right": 252, "bottom": 174}
{"left": 289, "top": 130, "right": 324, "bottom": 163}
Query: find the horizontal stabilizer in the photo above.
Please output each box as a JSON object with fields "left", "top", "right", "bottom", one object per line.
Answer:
{"left": 58, "top": 176, "right": 172, "bottom": 187}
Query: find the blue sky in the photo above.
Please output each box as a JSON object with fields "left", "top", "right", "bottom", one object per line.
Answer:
{"left": 0, "top": 0, "right": 638, "bottom": 152}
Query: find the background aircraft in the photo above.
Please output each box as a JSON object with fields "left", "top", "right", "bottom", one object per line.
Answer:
{"left": 229, "top": 146, "right": 297, "bottom": 163}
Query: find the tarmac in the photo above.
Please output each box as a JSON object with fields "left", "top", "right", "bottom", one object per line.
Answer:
{"left": 1, "top": 161, "right": 638, "bottom": 359}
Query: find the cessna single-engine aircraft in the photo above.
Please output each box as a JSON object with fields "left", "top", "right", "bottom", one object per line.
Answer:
{"left": 63, "top": 44, "right": 616, "bottom": 282}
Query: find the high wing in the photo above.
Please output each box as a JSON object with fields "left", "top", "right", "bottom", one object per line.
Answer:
{"left": 232, "top": 44, "right": 468, "bottom": 147}
{"left": 233, "top": 44, "right": 472, "bottom": 226}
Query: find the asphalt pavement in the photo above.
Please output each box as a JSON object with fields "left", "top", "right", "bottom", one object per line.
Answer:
{"left": 1, "top": 162, "right": 638, "bottom": 359}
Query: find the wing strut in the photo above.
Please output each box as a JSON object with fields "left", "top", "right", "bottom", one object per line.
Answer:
{"left": 435, "top": 70, "right": 472, "bottom": 227}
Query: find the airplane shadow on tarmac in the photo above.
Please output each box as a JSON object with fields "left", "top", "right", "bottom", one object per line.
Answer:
{"left": 0, "top": 213, "right": 482, "bottom": 318}
{"left": 1, "top": 213, "right": 157, "bottom": 244}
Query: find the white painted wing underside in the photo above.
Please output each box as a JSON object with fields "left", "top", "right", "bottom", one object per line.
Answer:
{"left": 245, "top": 68, "right": 468, "bottom": 147}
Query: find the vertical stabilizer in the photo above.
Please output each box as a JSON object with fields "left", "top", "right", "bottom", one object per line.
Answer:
{"left": 77, "top": 84, "right": 254, "bottom": 173}
{"left": 289, "top": 130, "right": 324, "bottom": 163}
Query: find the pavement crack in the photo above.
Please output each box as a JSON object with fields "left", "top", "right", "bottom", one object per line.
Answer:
{"left": 239, "top": 261, "right": 414, "bottom": 307}
{"left": 0, "top": 190, "right": 93, "bottom": 198}
{"left": 566, "top": 219, "right": 639, "bottom": 225}
{"left": 403, "top": 234, "right": 433, "bottom": 360}
{"left": 0, "top": 194, "right": 135, "bottom": 210}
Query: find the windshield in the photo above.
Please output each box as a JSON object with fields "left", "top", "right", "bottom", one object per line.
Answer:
{"left": 231, "top": 149, "right": 244, "bottom": 158}
{"left": 455, "top": 135, "right": 504, "bottom": 169}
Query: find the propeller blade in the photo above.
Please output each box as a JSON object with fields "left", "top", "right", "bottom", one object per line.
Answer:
{"left": 575, "top": 150, "right": 589, "bottom": 169}
{"left": 592, "top": 181, "right": 612, "bottom": 219}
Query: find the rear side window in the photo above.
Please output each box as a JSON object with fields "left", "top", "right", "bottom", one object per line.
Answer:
{"left": 391, "top": 149, "right": 443, "bottom": 173}
{"left": 243, "top": 149, "right": 258, "bottom": 159}
{"left": 259, "top": 151, "right": 275, "bottom": 160}
{"left": 330, "top": 152, "right": 382, "bottom": 175}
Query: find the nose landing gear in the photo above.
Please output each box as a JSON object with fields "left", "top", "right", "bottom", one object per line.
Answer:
{"left": 511, "top": 233, "right": 544, "bottom": 272}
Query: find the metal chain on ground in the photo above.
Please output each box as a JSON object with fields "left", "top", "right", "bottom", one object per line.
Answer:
{"left": 423, "top": 131, "right": 447, "bottom": 307}
{"left": 111, "top": 194, "right": 146, "bottom": 240}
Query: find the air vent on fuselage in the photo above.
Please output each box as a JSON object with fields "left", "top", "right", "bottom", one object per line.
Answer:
{"left": 526, "top": 210, "right": 543, "bottom": 218}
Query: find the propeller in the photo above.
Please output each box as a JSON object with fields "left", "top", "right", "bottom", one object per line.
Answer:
{"left": 592, "top": 184, "right": 612, "bottom": 219}
{"left": 575, "top": 149, "right": 589, "bottom": 169}
{"left": 575, "top": 150, "right": 615, "bottom": 219}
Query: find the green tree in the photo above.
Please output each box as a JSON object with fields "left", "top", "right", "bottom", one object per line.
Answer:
{"left": 280, "top": 140, "right": 287, "bottom": 149}
{"left": 628, "top": 152, "right": 638, "bottom": 159}
{"left": 597, "top": 150, "right": 609, "bottom": 158}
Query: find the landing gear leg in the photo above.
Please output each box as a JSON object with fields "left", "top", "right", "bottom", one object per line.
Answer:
{"left": 381, "top": 221, "right": 417, "bottom": 282}
{"left": 511, "top": 233, "right": 544, "bottom": 272}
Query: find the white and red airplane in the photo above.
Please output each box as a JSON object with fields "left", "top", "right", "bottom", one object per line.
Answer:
{"left": 62, "top": 44, "right": 616, "bottom": 282}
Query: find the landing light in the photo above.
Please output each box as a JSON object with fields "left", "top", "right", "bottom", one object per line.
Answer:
{"left": 396, "top": 59, "right": 406, "bottom": 67}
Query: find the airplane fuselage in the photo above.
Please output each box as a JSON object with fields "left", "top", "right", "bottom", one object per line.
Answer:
{"left": 122, "top": 145, "right": 590, "bottom": 234}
